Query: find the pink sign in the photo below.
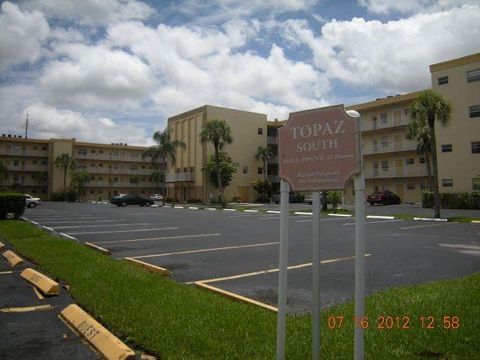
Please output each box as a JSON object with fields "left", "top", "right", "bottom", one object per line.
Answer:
{"left": 278, "top": 105, "right": 360, "bottom": 191}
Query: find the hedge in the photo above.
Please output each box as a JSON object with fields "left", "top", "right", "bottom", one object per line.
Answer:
{"left": 422, "top": 191, "right": 480, "bottom": 209}
{"left": 0, "top": 193, "right": 26, "bottom": 219}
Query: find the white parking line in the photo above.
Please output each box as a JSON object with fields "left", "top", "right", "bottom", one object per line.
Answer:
{"left": 67, "top": 227, "right": 179, "bottom": 235}
{"left": 95, "top": 233, "right": 221, "bottom": 244}
{"left": 53, "top": 223, "right": 149, "bottom": 230}
{"left": 189, "top": 254, "right": 372, "bottom": 284}
{"left": 258, "top": 217, "right": 280, "bottom": 220}
{"left": 130, "top": 241, "right": 279, "bottom": 259}
{"left": 244, "top": 209, "right": 259, "bottom": 213}
{"left": 40, "top": 219, "right": 126, "bottom": 225}
{"left": 296, "top": 217, "right": 351, "bottom": 223}
{"left": 401, "top": 222, "right": 458, "bottom": 230}
{"left": 343, "top": 220, "right": 403, "bottom": 226}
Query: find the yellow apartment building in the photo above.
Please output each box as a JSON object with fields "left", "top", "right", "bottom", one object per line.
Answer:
{"left": 344, "top": 91, "right": 430, "bottom": 203}
{"left": 430, "top": 53, "right": 480, "bottom": 193}
{"left": 0, "top": 135, "right": 163, "bottom": 200}
{"left": 166, "top": 105, "right": 267, "bottom": 203}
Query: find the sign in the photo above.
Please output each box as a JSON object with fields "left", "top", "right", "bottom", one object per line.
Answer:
{"left": 278, "top": 105, "right": 360, "bottom": 191}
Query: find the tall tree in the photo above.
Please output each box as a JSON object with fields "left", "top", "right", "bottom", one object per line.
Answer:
{"left": 143, "top": 127, "right": 186, "bottom": 206}
{"left": 149, "top": 171, "right": 164, "bottom": 195}
{"left": 255, "top": 146, "right": 273, "bottom": 182}
{"left": 406, "top": 115, "right": 433, "bottom": 191}
{"left": 32, "top": 172, "right": 48, "bottom": 186}
{"left": 54, "top": 153, "right": 77, "bottom": 190}
{"left": 71, "top": 171, "right": 90, "bottom": 200}
{"left": 0, "top": 160, "right": 7, "bottom": 185}
{"left": 410, "top": 90, "right": 452, "bottom": 218}
{"left": 200, "top": 119, "right": 233, "bottom": 196}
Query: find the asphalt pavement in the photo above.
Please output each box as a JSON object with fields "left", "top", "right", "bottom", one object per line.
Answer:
{"left": 22, "top": 202, "right": 480, "bottom": 313}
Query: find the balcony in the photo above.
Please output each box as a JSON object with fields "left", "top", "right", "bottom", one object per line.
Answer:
{"left": 363, "top": 141, "right": 417, "bottom": 155}
{"left": 267, "top": 136, "right": 278, "bottom": 145}
{"left": 365, "top": 166, "right": 428, "bottom": 179}
{"left": 88, "top": 181, "right": 157, "bottom": 188}
{"left": 6, "top": 165, "right": 48, "bottom": 172}
{"left": 268, "top": 155, "right": 279, "bottom": 164}
{"left": 0, "top": 149, "right": 49, "bottom": 157}
{"left": 75, "top": 152, "right": 154, "bottom": 163}
{"left": 362, "top": 118, "right": 410, "bottom": 132}
{"left": 165, "top": 172, "right": 195, "bottom": 182}
{"left": 85, "top": 167, "right": 154, "bottom": 175}
{"left": 267, "top": 175, "right": 280, "bottom": 183}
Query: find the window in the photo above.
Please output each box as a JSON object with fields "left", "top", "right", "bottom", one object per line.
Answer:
{"left": 420, "top": 183, "right": 426, "bottom": 190}
{"left": 91, "top": 149, "right": 96, "bottom": 153}
{"left": 407, "top": 184, "right": 415, "bottom": 190}
{"left": 467, "top": 68, "right": 480, "bottom": 83}
{"left": 257, "top": 167, "right": 263, "bottom": 174}
{"left": 441, "top": 144, "right": 452, "bottom": 152}
{"left": 190, "top": 167, "right": 194, "bottom": 173}
{"left": 406, "top": 158, "right": 414, "bottom": 165}
{"left": 438, "top": 76, "right": 448, "bottom": 85}
{"left": 99, "top": 150, "right": 103, "bottom": 154}
{"left": 78, "top": 149, "right": 87, "bottom": 155}
{"left": 13, "top": 159, "right": 19, "bottom": 166}
{"left": 32, "top": 160, "right": 37, "bottom": 165}
{"left": 472, "top": 141, "right": 480, "bottom": 154}
{"left": 473, "top": 177, "right": 480, "bottom": 191}
{"left": 442, "top": 179, "right": 453, "bottom": 187}
{"left": 470, "top": 105, "right": 480, "bottom": 118}
{"left": 42, "top": 146, "right": 47, "bottom": 150}
{"left": 243, "top": 166, "right": 248, "bottom": 174}
{"left": 380, "top": 113, "right": 388, "bottom": 125}
{"left": 380, "top": 137, "right": 388, "bottom": 147}
{"left": 419, "top": 157, "right": 426, "bottom": 164}
{"left": 258, "top": 128, "right": 263, "bottom": 135}
{"left": 404, "top": 109, "right": 410, "bottom": 116}
{"left": 381, "top": 160, "right": 389, "bottom": 171}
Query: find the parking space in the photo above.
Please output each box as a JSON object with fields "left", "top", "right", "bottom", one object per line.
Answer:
{"left": 23, "top": 202, "right": 480, "bottom": 313}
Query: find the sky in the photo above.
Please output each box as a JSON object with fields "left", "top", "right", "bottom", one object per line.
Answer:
{"left": 0, "top": 0, "right": 479, "bottom": 146}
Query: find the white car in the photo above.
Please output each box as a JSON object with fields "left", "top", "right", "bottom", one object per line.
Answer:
{"left": 25, "top": 194, "right": 41, "bottom": 208}
{"left": 150, "top": 194, "right": 164, "bottom": 201}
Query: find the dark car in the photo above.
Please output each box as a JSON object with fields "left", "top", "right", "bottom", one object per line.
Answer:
{"left": 272, "top": 192, "right": 305, "bottom": 204}
{"left": 110, "top": 194, "right": 154, "bottom": 207}
{"left": 367, "top": 190, "right": 401, "bottom": 205}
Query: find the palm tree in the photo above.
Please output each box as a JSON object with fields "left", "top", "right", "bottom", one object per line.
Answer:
{"left": 410, "top": 90, "right": 453, "bottom": 218}
{"left": 200, "top": 119, "right": 233, "bottom": 196}
{"left": 71, "top": 171, "right": 90, "bottom": 200}
{"left": 149, "top": 171, "right": 164, "bottom": 195}
{"left": 0, "top": 160, "right": 7, "bottom": 185}
{"left": 143, "top": 127, "right": 186, "bottom": 206}
{"left": 54, "top": 153, "right": 77, "bottom": 190}
{"left": 255, "top": 146, "right": 273, "bottom": 182}
{"left": 32, "top": 172, "right": 48, "bottom": 186}
{"left": 407, "top": 115, "right": 433, "bottom": 191}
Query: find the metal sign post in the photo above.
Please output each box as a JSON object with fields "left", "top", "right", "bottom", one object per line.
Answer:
{"left": 276, "top": 179, "right": 290, "bottom": 360}
{"left": 277, "top": 105, "right": 363, "bottom": 360}
{"left": 312, "top": 191, "right": 322, "bottom": 359}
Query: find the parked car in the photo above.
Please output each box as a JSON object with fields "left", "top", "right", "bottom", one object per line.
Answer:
{"left": 150, "top": 194, "right": 163, "bottom": 201}
{"left": 110, "top": 194, "right": 154, "bottom": 207}
{"left": 25, "top": 194, "right": 41, "bottom": 208}
{"left": 272, "top": 192, "right": 305, "bottom": 204}
{"left": 304, "top": 193, "right": 313, "bottom": 205}
{"left": 367, "top": 190, "right": 401, "bottom": 205}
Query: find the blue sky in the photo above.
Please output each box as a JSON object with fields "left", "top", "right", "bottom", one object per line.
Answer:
{"left": 1, "top": 0, "right": 479, "bottom": 145}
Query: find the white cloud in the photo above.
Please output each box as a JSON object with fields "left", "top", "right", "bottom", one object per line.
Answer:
{"left": 283, "top": 5, "right": 480, "bottom": 94}
{"left": 108, "top": 21, "right": 329, "bottom": 119}
{"left": 22, "top": 102, "right": 151, "bottom": 145}
{"left": 0, "top": 1, "right": 50, "bottom": 71}
{"left": 358, "top": 0, "right": 480, "bottom": 14}
{"left": 40, "top": 43, "right": 155, "bottom": 109}
{"left": 22, "top": 0, "right": 155, "bottom": 26}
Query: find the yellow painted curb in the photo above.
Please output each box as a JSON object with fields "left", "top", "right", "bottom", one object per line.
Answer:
{"left": 124, "top": 257, "right": 171, "bottom": 276}
{"left": 21, "top": 268, "right": 60, "bottom": 296}
{"left": 60, "top": 304, "right": 135, "bottom": 360}
{"left": 1, "top": 304, "right": 54, "bottom": 313}
{"left": 85, "top": 242, "right": 111, "bottom": 255}
{"left": 2, "top": 250, "right": 24, "bottom": 267}
{"left": 195, "top": 282, "right": 278, "bottom": 313}
{"left": 0, "top": 241, "right": 5, "bottom": 251}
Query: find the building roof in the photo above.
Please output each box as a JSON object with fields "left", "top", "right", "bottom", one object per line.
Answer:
{"left": 346, "top": 90, "right": 426, "bottom": 112}
{"left": 430, "top": 53, "right": 480, "bottom": 73}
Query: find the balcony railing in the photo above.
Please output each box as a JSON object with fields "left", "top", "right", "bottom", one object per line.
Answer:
{"left": 0, "top": 149, "right": 49, "bottom": 157}
{"left": 87, "top": 181, "right": 158, "bottom": 188}
{"left": 267, "top": 175, "right": 280, "bottom": 183}
{"left": 363, "top": 141, "right": 417, "bottom": 155}
{"left": 267, "top": 136, "right": 278, "bottom": 145}
{"left": 365, "top": 166, "right": 428, "bottom": 179}
{"left": 83, "top": 167, "right": 155, "bottom": 175}
{"left": 75, "top": 152, "right": 156, "bottom": 163}
{"left": 165, "top": 172, "right": 195, "bottom": 182}
{"left": 268, "top": 155, "right": 279, "bottom": 164}
{"left": 362, "top": 118, "right": 410, "bottom": 132}
{"left": 6, "top": 165, "right": 48, "bottom": 172}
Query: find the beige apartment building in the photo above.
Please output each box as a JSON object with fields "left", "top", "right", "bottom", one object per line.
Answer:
{"left": 430, "top": 53, "right": 480, "bottom": 193}
{"left": 0, "top": 135, "right": 163, "bottom": 200}
{"left": 166, "top": 105, "right": 267, "bottom": 203}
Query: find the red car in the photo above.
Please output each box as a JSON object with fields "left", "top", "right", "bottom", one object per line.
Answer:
{"left": 367, "top": 190, "right": 401, "bottom": 206}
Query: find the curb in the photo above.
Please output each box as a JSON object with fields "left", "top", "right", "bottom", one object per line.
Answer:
{"left": 60, "top": 304, "right": 135, "bottom": 360}
{"left": 195, "top": 282, "right": 278, "bottom": 312}
{"left": 328, "top": 213, "right": 352, "bottom": 217}
{"left": 413, "top": 217, "right": 448, "bottom": 222}
{"left": 294, "top": 211, "right": 312, "bottom": 216}
{"left": 366, "top": 215, "right": 395, "bottom": 220}
{"left": 0, "top": 241, "right": 5, "bottom": 251}
{"left": 84, "top": 242, "right": 111, "bottom": 255}
{"left": 21, "top": 268, "right": 60, "bottom": 296}
{"left": 124, "top": 257, "right": 171, "bottom": 276}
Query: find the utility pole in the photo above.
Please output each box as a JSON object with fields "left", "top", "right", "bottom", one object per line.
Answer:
{"left": 25, "top": 112, "right": 29, "bottom": 138}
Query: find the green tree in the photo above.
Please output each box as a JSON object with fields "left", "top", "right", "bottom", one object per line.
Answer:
{"left": 71, "top": 171, "right": 90, "bottom": 200}
{"left": 327, "top": 190, "right": 342, "bottom": 213}
{"left": 143, "top": 127, "right": 186, "bottom": 206}
{"left": 204, "top": 152, "right": 237, "bottom": 206}
{"left": 407, "top": 114, "right": 433, "bottom": 192}
{"left": 200, "top": 119, "right": 233, "bottom": 197}
{"left": 54, "top": 153, "right": 77, "bottom": 190}
{"left": 32, "top": 171, "right": 48, "bottom": 186}
{"left": 255, "top": 146, "right": 273, "bottom": 182}
{"left": 0, "top": 160, "right": 7, "bottom": 185}
{"left": 410, "top": 90, "right": 453, "bottom": 218}
{"left": 149, "top": 171, "right": 164, "bottom": 194}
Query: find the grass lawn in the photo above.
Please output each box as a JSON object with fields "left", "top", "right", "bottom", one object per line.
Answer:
{"left": 1, "top": 220, "right": 478, "bottom": 359}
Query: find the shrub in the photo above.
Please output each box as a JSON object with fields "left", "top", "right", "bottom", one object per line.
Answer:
{"left": 51, "top": 192, "right": 66, "bottom": 201}
{"left": 187, "top": 199, "right": 202, "bottom": 203}
{"left": 0, "top": 193, "right": 26, "bottom": 219}
{"left": 231, "top": 196, "right": 242, "bottom": 203}
{"left": 422, "top": 191, "right": 480, "bottom": 209}
{"left": 65, "top": 190, "right": 77, "bottom": 202}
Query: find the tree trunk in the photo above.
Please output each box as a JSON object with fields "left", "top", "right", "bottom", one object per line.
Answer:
{"left": 322, "top": 192, "right": 328, "bottom": 211}
{"left": 162, "top": 176, "right": 166, "bottom": 207}
{"left": 63, "top": 167, "right": 67, "bottom": 190}
{"left": 429, "top": 124, "right": 441, "bottom": 218}
{"left": 214, "top": 146, "right": 222, "bottom": 195}
{"left": 424, "top": 152, "right": 433, "bottom": 191}
{"left": 263, "top": 159, "right": 267, "bottom": 182}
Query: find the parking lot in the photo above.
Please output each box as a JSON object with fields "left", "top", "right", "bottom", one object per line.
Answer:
{"left": 23, "top": 202, "right": 480, "bottom": 313}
